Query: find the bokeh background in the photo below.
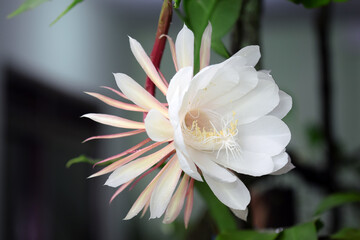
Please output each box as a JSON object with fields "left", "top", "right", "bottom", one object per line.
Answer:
{"left": 0, "top": 0, "right": 359, "bottom": 239}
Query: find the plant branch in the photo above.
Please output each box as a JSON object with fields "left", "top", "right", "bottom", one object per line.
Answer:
{"left": 144, "top": 0, "right": 173, "bottom": 103}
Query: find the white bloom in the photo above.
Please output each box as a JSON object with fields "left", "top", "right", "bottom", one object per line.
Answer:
{"left": 83, "top": 23, "right": 293, "bottom": 227}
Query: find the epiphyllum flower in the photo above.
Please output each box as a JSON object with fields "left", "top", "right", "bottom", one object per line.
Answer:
{"left": 83, "top": 24, "right": 294, "bottom": 227}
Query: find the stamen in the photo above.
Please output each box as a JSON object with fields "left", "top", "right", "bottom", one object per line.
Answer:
{"left": 182, "top": 109, "right": 242, "bottom": 158}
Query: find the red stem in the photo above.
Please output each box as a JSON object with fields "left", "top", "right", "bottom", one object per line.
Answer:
{"left": 144, "top": 0, "right": 173, "bottom": 119}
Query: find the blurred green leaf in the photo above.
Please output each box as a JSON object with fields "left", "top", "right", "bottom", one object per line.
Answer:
{"left": 66, "top": 155, "right": 97, "bottom": 168}
{"left": 51, "top": 0, "right": 83, "bottom": 26}
{"left": 216, "top": 230, "right": 278, "bottom": 240}
{"left": 277, "top": 221, "right": 318, "bottom": 240}
{"left": 288, "top": 0, "right": 348, "bottom": 8}
{"left": 195, "top": 181, "right": 237, "bottom": 232}
{"left": 314, "top": 192, "right": 360, "bottom": 216}
{"left": 8, "top": 0, "right": 48, "bottom": 18}
{"left": 211, "top": 39, "right": 231, "bottom": 59}
{"left": 306, "top": 124, "right": 325, "bottom": 148}
{"left": 183, "top": 0, "right": 242, "bottom": 72}
{"left": 174, "top": 0, "right": 181, "bottom": 8}
{"left": 331, "top": 228, "right": 360, "bottom": 240}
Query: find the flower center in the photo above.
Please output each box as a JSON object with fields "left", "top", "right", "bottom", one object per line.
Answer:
{"left": 182, "top": 109, "right": 241, "bottom": 158}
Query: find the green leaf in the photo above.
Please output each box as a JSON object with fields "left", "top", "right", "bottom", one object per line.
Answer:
{"left": 50, "top": 0, "right": 83, "bottom": 26}
{"left": 314, "top": 192, "right": 360, "bottom": 216}
{"left": 174, "top": 0, "right": 181, "bottom": 8}
{"left": 66, "top": 155, "right": 97, "bottom": 168}
{"left": 183, "top": 0, "right": 242, "bottom": 72}
{"left": 306, "top": 124, "right": 325, "bottom": 148}
{"left": 211, "top": 39, "right": 230, "bottom": 59}
{"left": 277, "top": 221, "right": 318, "bottom": 240}
{"left": 195, "top": 181, "right": 237, "bottom": 232}
{"left": 216, "top": 230, "right": 278, "bottom": 240}
{"left": 331, "top": 228, "right": 360, "bottom": 240}
{"left": 8, "top": 0, "right": 48, "bottom": 18}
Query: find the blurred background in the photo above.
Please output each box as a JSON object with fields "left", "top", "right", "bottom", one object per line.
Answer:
{"left": 0, "top": 0, "right": 359, "bottom": 239}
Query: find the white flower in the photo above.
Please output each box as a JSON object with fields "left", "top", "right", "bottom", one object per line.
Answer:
{"left": 83, "top": 23, "right": 294, "bottom": 227}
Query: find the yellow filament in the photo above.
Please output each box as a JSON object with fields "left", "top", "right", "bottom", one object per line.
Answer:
{"left": 187, "top": 118, "right": 238, "bottom": 143}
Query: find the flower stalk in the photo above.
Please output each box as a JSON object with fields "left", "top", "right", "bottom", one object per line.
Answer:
{"left": 144, "top": 0, "right": 173, "bottom": 106}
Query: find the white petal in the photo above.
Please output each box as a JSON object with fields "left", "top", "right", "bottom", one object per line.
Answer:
{"left": 167, "top": 66, "right": 193, "bottom": 107}
{"left": 176, "top": 150, "right": 202, "bottom": 181}
{"left": 105, "top": 143, "right": 174, "bottom": 187}
{"left": 180, "top": 62, "right": 227, "bottom": 110}
{"left": 150, "top": 156, "right": 182, "bottom": 219}
{"left": 200, "top": 22, "right": 212, "bottom": 70}
{"left": 198, "top": 149, "right": 274, "bottom": 177}
{"left": 163, "top": 174, "right": 190, "bottom": 224}
{"left": 175, "top": 24, "right": 194, "bottom": 69}
{"left": 114, "top": 73, "right": 168, "bottom": 117}
{"left": 129, "top": 37, "right": 167, "bottom": 95}
{"left": 221, "top": 76, "right": 279, "bottom": 125}
{"left": 237, "top": 116, "right": 291, "bottom": 156}
{"left": 233, "top": 45, "right": 261, "bottom": 67}
{"left": 145, "top": 109, "right": 173, "bottom": 142}
{"left": 199, "top": 65, "right": 258, "bottom": 109}
{"left": 185, "top": 147, "right": 237, "bottom": 182}
{"left": 230, "top": 208, "right": 248, "bottom": 221}
{"left": 271, "top": 152, "right": 295, "bottom": 175}
{"left": 269, "top": 90, "right": 292, "bottom": 119}
{"left": 172, "top": 125, "right": 202, "bottom": 181}
{"left": 191, "top": 57, "right": 245, "bottom": 108}
{"left": 203, "top": 173, "right": 250, "bottom": 210}
{"left": 160, "top": 34, "right": 178, "bottom": 71}
{"left": 124, "top": 181, "right": 155, "bottom": 220}
{"left": 82, "top": 113, "right": 145, "bottom": 129}
{"left": 124, "top": 156, "right": 173, "bottom": 220}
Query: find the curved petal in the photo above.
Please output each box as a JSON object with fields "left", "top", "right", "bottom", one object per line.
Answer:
{"left": 220, "top": 76, "right": 280, "bottom": 125}
{"left": 230, "top": 208, "right": 248, "bottom": 221}
{"left": 175, "top": 24, "right": 194, "bottom": 69}
{"left": 167, "top": 66, "right": 193, "bottom": 107}
{"left": 173, "top": 126, "right": 203, "bottom": 181}
{"left": 200, "top": 22, "right": 212, "bottom": 70}
{"left": 150, "top": 156, "right": 182, "bottom": 219}
{"left": 129, "top": 37, "right": 167, "bottom": 95}
{"left": 105, "top": 143, "right": 174, "bottom": 187}
{"left": 237, "top": 116, "right": 291, "bottom": 156}
{"left": 192, "top": 58, "right": 241, "bottom": 108}
{"left": 189, "top": 146, "right": 276, "bottom": 177}
{"left": 198, "top": 65, "right": 258, "bottom": 109}
{"left": 233, "top": 45, "right": 260, "bottom": 67}
{"left": 163, "top": 174, "right": 190, "bottom": 224}
{"left": 83, "top": 129, "right": 145, "bottom": 142}
{"left": 203, "top": 173, "right": 250, "bottom": 210}
{"left": 271, "top": 151, "right": 289, "bottom": 172}
{"left": 235, "top": 151, "right": 275, "bottom": 176}
{"left": 114, "top": 73, "right": 168, "bottom": 117}
{"left": 124, "top": 155, "right": 174, "bottom": 220}
{"left": 160, "top": 34, "right": 178, "bottom": 71}
{"left": 145, "top": 109, "right": 173, "bottom": 142}
{"left": 271, "top": 152, "right": 295, "bottom": 175}
{"left": 184, "top": 179, "right": 194, "bottom": 228}
{"left": 82, "top": 113, "right": 145, "bottom": 129}
{"left": 269, "top": 90, "right": 292, "bottom": 119}
{"left": 185, "top": 147, "right": 237, "bottom": 182}
{"left": 85, "top": 92, "right": 146, "bottom": 112}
